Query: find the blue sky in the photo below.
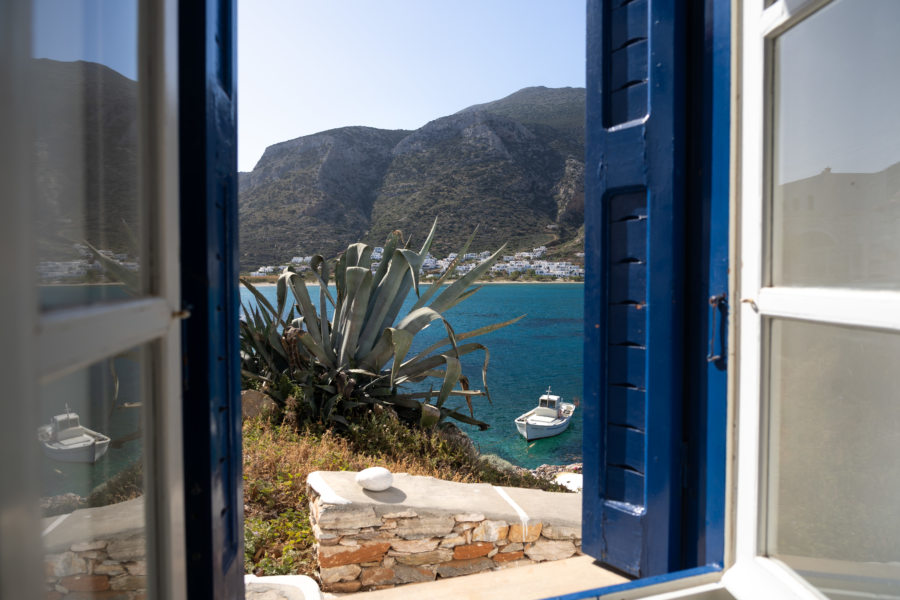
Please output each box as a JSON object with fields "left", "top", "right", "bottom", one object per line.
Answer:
{"left": 238, "top": 1, "right": 586, "bottom": 171}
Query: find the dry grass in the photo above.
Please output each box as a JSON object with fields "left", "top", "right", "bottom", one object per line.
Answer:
{"left": 242, "top": 411, "right": 562, "bottom": 577}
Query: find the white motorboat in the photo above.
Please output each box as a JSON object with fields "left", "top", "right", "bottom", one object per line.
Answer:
{"left": 38, "top": 407, "right": 110, "bottom": 463}
{"left": 515, "top": 387, "right": 576, "bottom": 441}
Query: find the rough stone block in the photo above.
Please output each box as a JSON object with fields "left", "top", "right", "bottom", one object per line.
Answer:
{"left": 59, "top": 574, "right": 109, "bottom": 592}
{"left": 323, "top": 580, "right": 362, "bottom": 593}
{"left": 453, "top": 513, "right": 485, "bottom": 522}
{"left": 499, "top": 542, "right": 524, "bottom": 553}
{"left": 312, "top": 523, "right": 339, "bottom": 540}
{"left": 395, "top": 515, "right": 455, "bottom": 539}
{"left": 92, "top": 562, "right": 126, "bottom": 576}
{"left": 108, "top": 574, "right": 146, "bottom": 591}
{"left": 393, "top": 564, "right": 436, "bottom": 584}
{"left": 318, "top": 542, "right": 391, "bottom": 568}
{"left": 390, "top": 538, "right": 439, "bottom": 553}
{"left": 124, "top": 561, "right": 146, "bottom": 576}
{"left": 316, "top": 504, "right": 381, "bottom": 530}
{"left": 508, "top": 522, "right": 542, "bottom": 543}
{"left": 493, "top": 558, "right": 536, "bottom": 570}
{"left": 452, "top": 542, "right": 493, "bottom": 560}
{"left": 319, "top": 564, "right": 361, "bottom": 584}
{"left": 47, "top": 552, "right": 87, "bottom": 577}
{"left": 435, "top": 557, "right": 494, "bottom": 578}
{"left": 383, "top": 556, "right": 396, "bottom": 567}
{"left": 106, "top": 536, "right": 145, "bottom": 562}
{"left": 493, "top": 550, "right": 525, "bottom": 563}
{"left": 541, "top": 524, "right": 581, "bottom": 540}
{"left": 471, "top": 520, "right": 508, "bottom": 543}
{"left": 360, "top": 566, "right": 395, "bottom": 587}
{"left": 439, "top": 534, "right": 467, "bottom": 548}
{"left": 524, "top": 538, "right": 576, "bottom": 562}
{"left": 394, "top": 549, "right": 453, "bottom": 566}
{"left": 70, "top": 541, "right": 108, "bottom": 552}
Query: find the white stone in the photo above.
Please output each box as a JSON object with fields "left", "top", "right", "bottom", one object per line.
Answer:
{"left": 355, "top": 467, "right": 393, "bottom": 492}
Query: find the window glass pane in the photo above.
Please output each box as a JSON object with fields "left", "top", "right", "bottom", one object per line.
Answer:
{"left": 771, "top": 0, "right": 900, "bottom": 288}
{"left": 40, "top": 345, "right": 149, "bottom": 598}
{"left": 767, "top": 319, "right": 900, "bottom": 595}
{"left": 31, "top": 0, "right": 145, "bottom": 310}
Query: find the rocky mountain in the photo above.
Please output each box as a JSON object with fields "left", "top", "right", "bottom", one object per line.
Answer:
{"left": 239, "top": 86, "right": 585, "bottom": 269}
{"left": 31, "top": 59, "right": 140, "bottom": 260}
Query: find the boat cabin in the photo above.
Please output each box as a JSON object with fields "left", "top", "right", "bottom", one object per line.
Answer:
{"left": 49, "top": 412, "right": 82, "bottom": 440}
{"left": 535, "top": 394, "right": 562, "bottom": 418}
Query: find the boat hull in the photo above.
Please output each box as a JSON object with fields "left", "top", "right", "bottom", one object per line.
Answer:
{"left": 516, "top": 417, "right": 571, "bottom": 441}
{"left": 40, "top": 432, "right": 111, "bottom": 463}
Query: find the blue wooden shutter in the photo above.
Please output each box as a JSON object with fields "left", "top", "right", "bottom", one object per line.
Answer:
{"left": 583, "top": 0, "right": 686, "bottom": 577}
{"left": 179, "top": 0, "right": 244, "bottom": 598}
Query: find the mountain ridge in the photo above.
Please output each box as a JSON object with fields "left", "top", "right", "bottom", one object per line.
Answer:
{"left": 239, "top": 86, "right": 585, "bottom": 269}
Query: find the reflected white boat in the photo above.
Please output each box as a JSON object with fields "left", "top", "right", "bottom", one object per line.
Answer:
{"left": 38, "top": 407, "right": 110, "bottom": 463}
{"left": 514, "top": 387, "right": 575, "bottom": 441}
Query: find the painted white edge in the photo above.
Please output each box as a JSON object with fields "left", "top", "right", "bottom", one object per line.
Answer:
{"left": 306, "top": 472, "right": 352, "bottom": 505}
{"left": 735, "top": 0, "right": 766, "bottom": 567}
{"left": 145, "top": 0, "right": 186, "bottom": 598}
{"left": 723, "top": 557, "right": 827, "bottom": 599}
{"left": 493, "top": 486, "right": 531, "bottom": 526}
{"left": 757, "top": 287, "right": 900, "bottom": 332}
{"left": 760, "top": 0, "right": 831, "bottom": 37}
{"left": 37, "top": 298, "right": 172, "bottom": 383}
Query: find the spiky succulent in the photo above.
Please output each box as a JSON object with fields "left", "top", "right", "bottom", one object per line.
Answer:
{"left": 239, "top": 222, "right": 522, "bottom": 428}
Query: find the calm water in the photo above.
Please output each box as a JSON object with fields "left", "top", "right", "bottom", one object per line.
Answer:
{"left": 241, "top": 282, "right": 584, "bottom": 469}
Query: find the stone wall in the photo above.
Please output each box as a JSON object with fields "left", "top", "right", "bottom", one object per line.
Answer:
{"left": 43, "top": 497, "right": 147, "bottom": 599}
{"left": 307, "top": 471, "right": 582, "bottom": 593}
{"left": 45, "top": 535, "right": 146, "bottom": 599}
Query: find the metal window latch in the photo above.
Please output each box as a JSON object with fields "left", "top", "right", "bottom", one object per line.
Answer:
{"left": 172, "top": 309, "right": 191, "bottom": 320}
{"left": 707, "top": 293, "right": 728, "bottom": 364}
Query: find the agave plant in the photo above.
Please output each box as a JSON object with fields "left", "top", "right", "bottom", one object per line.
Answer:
{"left": 239, "top": 222, "right": 523, "bottom": 429}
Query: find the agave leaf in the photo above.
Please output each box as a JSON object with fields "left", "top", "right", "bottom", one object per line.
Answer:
{"left": 395, "top": 390, "right": 486, "bottom": 400}
{"left": 337, "top": 267, "right": 373, "bottom": 367}
{"left": 355, "top": 249, "right": 414, "bottom": 357}
{"left": 308, "top": 255, "right": 337, "bottom": 306}
{"left": 334, "top": 251, "right": 348, "bottom": 308}
{"left": 395, "top": 342, "right": 487, "bottom": 379}
{"left": 276, "top": 272, "right": 288, "bottom": 316}
{"left": 345, "top": 243, "right": 373, "bottom": 269}
{"left": 409, "top": 315, "right": 525, "bottom": 364}
{"left": 382, "top": 328, "right": 413, "bottom": 388}
{"left": 283, "top": 272, "right": 322, "bottom": 342}
{"left": 418, "top": 218, "right": 438, "bottom": 256}
{"left": 428, "top": 245, "right": 506, "bottom": 314}
{"left": 371, "top": 230, "right": 403, "bottom": 291}
{"left": 411, "top": 227, "right": 479, "bottom": 312}
{"left": 241, "top": 278, "right": 288, "bottom": 328}
{"left": 83, "top": 240, "right": 141, "bottom": 293}
{"left": 294, "top": 329, "right": 335, "bottom": 368}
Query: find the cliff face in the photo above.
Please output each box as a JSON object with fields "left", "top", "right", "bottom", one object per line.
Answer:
{"left": 239, "top": 127, "right": 409, "bottom": 264}
{"left": 239, "top": 87, "right": 586, "bottom": 269}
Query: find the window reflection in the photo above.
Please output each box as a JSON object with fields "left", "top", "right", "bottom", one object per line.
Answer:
{"left": 31, "top": 0, "right": 144, "bottom": 309}
{"left": 771, "top": 0, "right": 900, "bottom": 288}
{"left": 40, "top": 346, "right": 148, "bottom": 599}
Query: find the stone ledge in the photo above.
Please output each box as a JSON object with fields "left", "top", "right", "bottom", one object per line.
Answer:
{"left": 308, "top": 471, "right": 582, "bottom": 593}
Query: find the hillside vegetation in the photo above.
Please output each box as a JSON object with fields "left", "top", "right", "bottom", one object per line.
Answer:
{"left": 239, "top": 86, "right": 585, "bottom": 270}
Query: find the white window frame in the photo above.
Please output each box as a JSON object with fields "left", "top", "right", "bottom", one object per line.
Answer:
{"left": 0, "top": 1, "right": 186, "bottom": 598}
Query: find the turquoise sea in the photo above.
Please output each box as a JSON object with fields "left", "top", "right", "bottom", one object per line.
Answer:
{"left": 241, "top": 282, "right": 584, "bottom": 470}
